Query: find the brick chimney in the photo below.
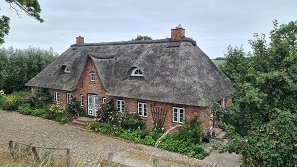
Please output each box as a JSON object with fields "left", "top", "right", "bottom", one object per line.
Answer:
{"left": 171, "top": 24, "right": 185, "bottom": 42}
{"left": 76, "top": 36, "right": 84, "bottom": 45}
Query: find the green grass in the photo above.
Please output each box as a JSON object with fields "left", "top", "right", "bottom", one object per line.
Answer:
{"left": 212, "top": 59, "right": 226, "bottom": 67}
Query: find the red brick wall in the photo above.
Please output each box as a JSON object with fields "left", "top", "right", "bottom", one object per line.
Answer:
{"left": 110, "top": 96, "right": 211, "bottom": 134}
{"left": 171, "top": 28, "right": 185, "bottom": 41}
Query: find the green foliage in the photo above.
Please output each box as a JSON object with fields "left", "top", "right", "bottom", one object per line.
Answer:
{"left": 0, "top": 47, "right": 57, "bottom": 93}
{"left": 87, "top": 122, "right": 161, "bottom": 147}
{"left": 25, "top": 88, "right": 51, "bottom": 108}
{"left": 0, "top": 94, "right": 22, "bottom": 110}
{"left": 100, "top": 99, "right": 118, "bottom": 124}
{"left": 66, "top": 98, "right": 86, "bottom": 117}
{"left": 48, "top": 102, "right": 66, "bottom": 120}
{"left": 130, "top": 35, "right": 152, "bottom": 41}
{"left": 219, "top": 20, "right": 297, "bottom": 166}
{"left": 18, "top": 103, "right": 47, "bottom": 116}
{"left": 119, "top": 112, "right": 145, "bottom": 130}
{"left": 212, "top": 59, "right": 226, "bottom": 67}
{"left": 1, "top": 0, "right": 43, "bottom": 44}
{"left": 158, "top": 117, "right": 208, "bottom": 159}
{"left": 0, "top": 16, "right": 10, "bottom": 44}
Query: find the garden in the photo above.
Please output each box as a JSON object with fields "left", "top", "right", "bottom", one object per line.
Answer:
{"left": 0, "top": 89, "right": 209, "bottom": 160}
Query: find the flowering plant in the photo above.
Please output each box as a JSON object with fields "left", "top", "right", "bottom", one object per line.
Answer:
{"left": 48, "top": 102, "right": 65, "bottom": 118}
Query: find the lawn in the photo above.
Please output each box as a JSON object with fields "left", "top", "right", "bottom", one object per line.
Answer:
{"left": 211, "top": 59, "right": 225, "bottom": 67}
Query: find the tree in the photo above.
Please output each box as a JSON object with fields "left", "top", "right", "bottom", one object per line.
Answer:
{"left": 219, "top": 20, "right": 297, "bottom": 166}
{"left": 0, "top": 46, "right": 57, "bottom": 93}
{"left": 0, "top": 0, "right": 43, "bottom": 44}
{"left": 130, "top": 35, "right": 152, "bottom": 41}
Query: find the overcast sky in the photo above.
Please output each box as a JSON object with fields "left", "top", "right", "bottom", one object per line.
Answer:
{"left": 1, "top": 0, "right": 296, "bottom": 58}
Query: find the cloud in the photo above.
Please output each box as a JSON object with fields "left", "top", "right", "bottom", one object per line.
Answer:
{"left": 1, "top": 0, "right": 297, "bottom": 58}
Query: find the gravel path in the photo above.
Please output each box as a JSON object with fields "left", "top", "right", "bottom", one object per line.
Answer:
{"left": 0, "top": 109, "right": 219, "bottom": 167}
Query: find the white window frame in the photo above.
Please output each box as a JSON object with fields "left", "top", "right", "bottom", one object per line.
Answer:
{"left": 80, "top": 94, "right": 84, "bottom": 106}
{"left": 222, "top": 98, "right": 226, "bottom": 108}
{"left": 116, "top": 100, "right": 125, "bottom": 112}
{"left": 90, "top": 72, "right": 96, "bottom": 82}
{"left": 53, "top": 91, "right": 59, "bottom": 102}
{"left": 172, "top": 107, "right": 185, "bottom": 123}
{"left": 64, "top": 66, "right": 70, "bottom": 73}
{"left": 131, "top": 68, "right": 144, "bottom": 77}
{"left": 102, "top": 97, "right": 107, "bottom": 104}
{"left": 66, "top": 93, "right": 72, "bottom": 104}
{"left": 138, "top": 102, "right": 147, "bottom": 117}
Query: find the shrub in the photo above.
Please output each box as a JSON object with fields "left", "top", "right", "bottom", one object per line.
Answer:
{"left": 86, "top": 122, "right": 101, "bottom": 132}
{"left": 18, "top": 104, "right": 33, "bottom": 115}
{"left": 175, "top": 116, "right": 204, "bottom": 144}
{"left": 25, "top": 88, "right": 51, "bottom": 108}
{"left": 48, "top": 102, "right": 65, "bottom": 119}
{"left": 0, "top": 94, "right": 21, "bottom": 110}
{"left": 66, "top": 98, "right": 86, "bottom": 117}
{"left": 100, "top": 99, "right": 118, "bottom": 124}
{"left": 157, "top": 117, "right": 208, "bottom": 159}
{"left": 119, "top": 112, "right": 145, "bottom": 130}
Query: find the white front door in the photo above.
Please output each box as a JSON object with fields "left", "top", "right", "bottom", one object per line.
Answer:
{"left": 88, "top": 94, "right": 99, "bottom": 117}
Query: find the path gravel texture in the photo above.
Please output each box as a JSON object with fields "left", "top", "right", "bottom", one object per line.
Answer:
{"left": 0, "top": 109, "right": 228, "bottom": 167}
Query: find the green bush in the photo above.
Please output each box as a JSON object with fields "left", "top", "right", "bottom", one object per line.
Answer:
{"left": 119, "top": 112, "right": 145, "bottom": 130}
{"left": 66, "top": 98, "right": 86, "bottom": 117}
{"left": 56, "top": 114, "right": 71, "bottom": 124}
{"left": 18, "top": 104, "right": 33, "bottom": 115}
{"left": 18, "top": 104, "right": 47, "bottom": 116}
{"left": 25, "top": 88, "right": 51, "bottom": 108}
{"left": 86, "top": 122, "right": 101, "bottom": 132}
{"left": 100, "top": 99, "right": 118, "bottom": 124}
{"left": 157, "top": 117, "right": 208, "bottom": 159}
{"left": 0, "top": 94, "right": 22, "bottom": 110}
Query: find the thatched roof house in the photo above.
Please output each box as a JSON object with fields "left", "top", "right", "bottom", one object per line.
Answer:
{"left": 26, "top": 26, "right": 232, "bottom": 132}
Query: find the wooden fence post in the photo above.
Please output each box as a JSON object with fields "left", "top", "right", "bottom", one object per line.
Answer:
{"left": 32, "top": 146, "right": 39, "bottom": 162}
{"left": 66, "top": 149, "right": 70, "bottom": 167}
{"left": 153, "top": 159, "right": 158, "bottom": 167}
{"left": 108, "top": 152, "right": 114, "bottom": 167}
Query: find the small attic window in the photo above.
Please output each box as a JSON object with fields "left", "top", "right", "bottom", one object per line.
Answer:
{"left": 131, "top": 68, "right": 143, "bottom": 77}
{"left": 60, "top": 65, "right": 70, "bottom": 74}
{"left": 64, "top": 67, "right": 70, "bottom": 73}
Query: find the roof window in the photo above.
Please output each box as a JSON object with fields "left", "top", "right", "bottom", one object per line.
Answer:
{"left": 60, "top": 65, "right": 70, "bottom": 74}
{"left": 131, "top": 68, "right": 143, "bottom": 77}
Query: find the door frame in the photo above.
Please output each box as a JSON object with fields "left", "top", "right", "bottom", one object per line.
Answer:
{"left": 87, "top": 94, "right": 99, "bottom": 117}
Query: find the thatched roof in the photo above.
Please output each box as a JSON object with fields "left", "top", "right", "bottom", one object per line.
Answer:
{"left": 26, "top": 38, "right": 232, "bottom": 107}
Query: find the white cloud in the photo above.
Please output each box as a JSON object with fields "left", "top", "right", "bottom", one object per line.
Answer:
{"left": 1, "top": 0, "right": 297, "bottom": 58}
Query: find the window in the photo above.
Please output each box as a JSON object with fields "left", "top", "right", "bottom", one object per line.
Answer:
{"left": 80, "top": 94, "right": 84, "bottom": 106}
{"left": 60, "top": 65, "right": 70, "bottom": 74}
{"left": 116, "top": 100, "right": 125, "bottom": 112}
{"left": 54, "top": 91, "right": 59, "bottom": 102}
{"left": 90, "top": 72, "right": 95, "bottom": 82}
{"left": 138, "top": 102, "right": 147, "bottom": 117}
{"left": 222, "top": 98, "right": 226, "bottom": 108}
{"left": 66, "top": 93, "right": 73, "bottom": 104}
{"left": 64, "top": 67, "right": 70, "bottom": 73}
{"left": 102, "top": 97, "right": 107, "bottom": 104}
{"left": 172, "top": 107, "right": 184, "bottom": 123}
{"left": 131, "top": 68, "right": 144, "bottom": 77}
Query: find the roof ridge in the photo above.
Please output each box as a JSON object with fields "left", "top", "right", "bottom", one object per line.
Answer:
{"left": 70, "top": 37, "right": 196, "bottom": 47}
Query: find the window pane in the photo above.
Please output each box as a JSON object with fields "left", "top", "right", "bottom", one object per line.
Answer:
{"left": 173, "top": 108, "right": 178, "bottom": 122}
{"left": 179, "top": 109, "right": 184, "bottom": 123}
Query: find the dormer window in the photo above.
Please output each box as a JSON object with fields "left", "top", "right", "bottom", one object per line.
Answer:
{"left": 131, "top": 68, "right": 144, "bottom": 77}
{"left": 60, "top": 65, "right": 70, "bottom": 74}
{"left": 64, "top": 67, "right": 70, "bottom": 73}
